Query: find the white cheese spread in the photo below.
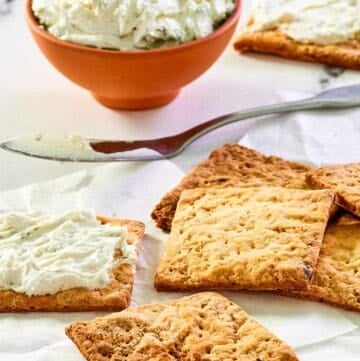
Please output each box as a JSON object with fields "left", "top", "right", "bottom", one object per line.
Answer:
{"left": 32, "top": 0, "right": 235, "bottom": 50}
{"left": 0, "top": 210, "right": 135, "bottom": 296}
{"left": 10, "top": 133, "right": 103, "bottom": 161}
{"left": 246, "top": 0, "right": 360, "bottom": 45}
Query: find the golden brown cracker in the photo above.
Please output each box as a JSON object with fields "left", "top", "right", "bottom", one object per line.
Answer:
{"left": 234, "top": 30, "right": 360, "bottom": 70}
{"left": 306, "top": 163, "right": 360, "bottom": 218}
{"left": 66, "top": 292, "right": 298, "bottom": 361}
{"left": 151, "top": 144, "right": 312, "bottom": 232}
{"left": 279, "top": 213, "right": 360, "bottom": 312}
{"left": 154, "top": 187, "right": 334, "bottom": 292}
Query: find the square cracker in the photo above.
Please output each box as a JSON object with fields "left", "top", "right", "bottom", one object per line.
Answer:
{"left": 279, "top": 212, "right": 360, "bottom": 312}
{"left": 0, "top": 217, "right": 145, "bottom": 312}
{"left": 154, "top": 187, "right": 334, "bottom": 291}
{"left": 151, "top": 144, "right": 312, "bottom": 232}
{"left": 234, "top": 29, "right": 360, "bottom": 70}
{"left": 66, "top": 292, "right": 298, "bottom": 361}
{"left": 306, "top": 163, "right": 360, "bottom": 218}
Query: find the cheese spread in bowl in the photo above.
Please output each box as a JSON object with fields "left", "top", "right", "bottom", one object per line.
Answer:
{"left": 32, "top": 0, "right": 235, "bottom": 50}
{"left": 26, "top": 0, "right": 241, "bottom": 109}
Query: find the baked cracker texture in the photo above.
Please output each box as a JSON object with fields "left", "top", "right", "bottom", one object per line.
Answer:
{"left": 306, "top": 163, "right": 360, "bottom": 218}
{"left": 151, "top": 144, "right": 312, "bottom": 232}
{"left": 154, "top": 187, "right": 334, "bottom": 291}
{"left": 66, "top": 292, "right": 298, "bottom": 361}
{"left": 234, "top": 30, "right": 360, "bottom": 70}
{"left": 279, "top": 212, "right": 360, "bottom": 312}
{"left": 0, "top": 217, "right": 145, "bottom": 312}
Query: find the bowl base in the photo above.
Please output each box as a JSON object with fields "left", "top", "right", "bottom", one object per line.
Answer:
{"left": 92, "top": 91, "right": 180, "bottom": 110}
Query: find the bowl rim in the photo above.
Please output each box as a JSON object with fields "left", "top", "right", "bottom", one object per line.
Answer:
{"left": 26, "top": 0, "right": 241, "bottom": 56}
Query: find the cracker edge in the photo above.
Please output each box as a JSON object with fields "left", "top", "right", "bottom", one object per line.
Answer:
{"left": 277, "top": 287, "right": 360, "bottom": 313}
{"left": 277, "top": 212, "right": 360, "bottom": 313}
{"left": 234, "top": 30, "right": 360, "bottom": 70}
{"left": 307, "top": 171, "right": 360, "bottom": 218}
{"left": 0, "top": 217, "right": 145, "bottom": 312}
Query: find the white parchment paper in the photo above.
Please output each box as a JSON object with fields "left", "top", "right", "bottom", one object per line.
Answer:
{"left": 241, "top": 90, "right": 360, "bottom": 167}
{"left": 0, "top": 132, "right": 357, "bottom": 359}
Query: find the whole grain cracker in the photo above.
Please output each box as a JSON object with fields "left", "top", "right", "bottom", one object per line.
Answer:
{"left": 0, "top": 217, "right": 144, "bottom": 312}
{"left": 151, "top": 144, "right": 312, "bottom": 232}
{"left": 234, "top": 30, "right": 360, "bottom": 70}
{"left": 66, "top": 292, "right": 298, "bottom": 361}
{"left": 306, "top": 163, "right": 360, "bottom": 218}
{"left": 279, "top": 212, "right": 360, "bottom": 312}
{"left": 154, "top": 187, "right": 334, "bottom": 292}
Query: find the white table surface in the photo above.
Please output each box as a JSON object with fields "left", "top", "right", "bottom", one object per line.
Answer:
{"left": 1, "top": 1, "right": 360, "bottom": 360}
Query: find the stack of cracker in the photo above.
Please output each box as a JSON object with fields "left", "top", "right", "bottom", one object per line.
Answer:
{"left": 66, "top": 144, "right": 360, "bottom": 361}
{"left": 152, "top": 144, "right": 360, "bottom": 313}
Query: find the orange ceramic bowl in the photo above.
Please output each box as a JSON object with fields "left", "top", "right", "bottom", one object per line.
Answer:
{"left": 26, "top": 0, "right": 241, "bottom": 110}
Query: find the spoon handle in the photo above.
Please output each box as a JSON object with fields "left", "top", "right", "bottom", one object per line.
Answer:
{"left": 176, "top": 97, "right": 327, "bottom": 151}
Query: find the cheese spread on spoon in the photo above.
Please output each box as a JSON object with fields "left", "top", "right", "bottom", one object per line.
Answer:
{"left": 32, "top": 0, "right": 235, "bottom": 50}
{"left": 0, "top": 210, "right": 135, "bottom": 296}
{"left": 9, "top": 133, "right": 103, "bottom": 161}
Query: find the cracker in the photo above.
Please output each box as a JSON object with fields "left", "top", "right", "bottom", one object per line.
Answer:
{"left": 0, "top": 217, "right": 145, "bottom": 312}
{"left": 151, "top": 144, "right": 312, "bottom": 232}
{"left": 306, "top": 163, "right": 360, "bottom": 218}
{"left": 234, "top": 30, "right": 360, "bottom": 70}
{"left": 66, "top": 292, "right": 298, "bottom": 361}
{"left": 279, "top": 213, "right": 360, "bottom": 312}
{"left": 154, "top": 187, "right": 334, "bottom": 291}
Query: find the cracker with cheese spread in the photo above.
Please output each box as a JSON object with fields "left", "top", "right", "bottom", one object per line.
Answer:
{"left": 234, "top": 0, "right": 360, "bottom": 70}
{"left": 0, "top": 215, "right": 144, "bottom": 312}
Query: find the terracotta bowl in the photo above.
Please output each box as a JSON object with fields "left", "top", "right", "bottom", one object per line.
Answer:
{"left": 26, "top": 0, "right": 241, "bottom": 110}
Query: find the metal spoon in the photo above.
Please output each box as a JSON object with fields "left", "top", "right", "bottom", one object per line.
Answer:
{"left": 1, "top": 84, "right": 360, "bottom": 162}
